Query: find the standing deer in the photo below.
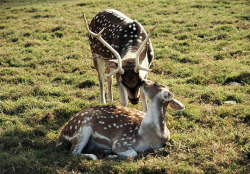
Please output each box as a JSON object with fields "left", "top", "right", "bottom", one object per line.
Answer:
{"left": 83, "top": 9, "right": 158, "bottom": 111}
{"left": 58, "top": 80, "right": 185, "bottom": 160}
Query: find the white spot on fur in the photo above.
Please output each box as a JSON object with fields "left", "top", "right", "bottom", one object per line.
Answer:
{"left": 93, "top": 132, "right": 111, "bottom": 143}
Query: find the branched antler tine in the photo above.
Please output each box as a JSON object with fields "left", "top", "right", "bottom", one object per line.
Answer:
{"left": 83, "top": 14, "right": 90, "bottom": 31}
{"left": 150, "top": 22, "right": 159, "bottom": 32}
{"left": 83, "top": 15, "right": 124, "bottom": 76}
{"left": 135, "top": 22, "right": 159, "bottom": 73}
{"left": 84, "top": 15, "right": 105, "bottom": 38}
{"left": 97, "top": 28, "right": 105, "bottom": 36}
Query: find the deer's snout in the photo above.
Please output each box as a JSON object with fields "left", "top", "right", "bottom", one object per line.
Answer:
{"left": 123, "top": 83, "right": 141, "bottom": 105}
{"left": 129, "top": 97, "right": 139, "bottom": 105}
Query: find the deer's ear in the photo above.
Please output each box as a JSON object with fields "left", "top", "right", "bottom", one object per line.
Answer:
{"left": 169, "top": 99, "right": 185, "bottom": 110}
{"left": 106, "top": 60, "right": 118, "bottom": 68}
{"left": 162, "top": 91, "right": 174, "bottom": 101}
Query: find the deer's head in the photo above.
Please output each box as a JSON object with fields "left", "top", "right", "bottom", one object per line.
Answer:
{"left": 106, "top": 57, "right": 148, "bottom": 104}
{"left": 141, "top": 80, "right": 185, "bottom": 110}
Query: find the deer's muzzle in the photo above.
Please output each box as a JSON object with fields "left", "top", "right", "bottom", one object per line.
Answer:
{"left": 129, "top": 97, "right": 139, "bottom": 105}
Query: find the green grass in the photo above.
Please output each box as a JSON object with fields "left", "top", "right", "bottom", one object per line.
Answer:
{"left": 0, "top": 0, "right": 249, "bottom": 173}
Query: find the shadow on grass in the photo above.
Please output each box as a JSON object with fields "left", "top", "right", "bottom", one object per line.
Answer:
{"left": 0, "top": 125, "right": 71, "bottom": 173}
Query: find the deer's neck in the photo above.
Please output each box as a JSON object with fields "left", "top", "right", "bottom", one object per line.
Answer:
{"left": 139, "top": 98, "right": 167, "bottom": 135}
{"left": 133, "top": 98, "right": 169, "bottom": 152}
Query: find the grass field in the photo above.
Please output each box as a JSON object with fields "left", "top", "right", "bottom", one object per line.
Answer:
{"left": 0, "top": 0, "right": 249, "bottom": 173}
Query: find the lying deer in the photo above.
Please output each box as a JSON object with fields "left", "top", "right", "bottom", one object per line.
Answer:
{"left": 83, "top": 9, "right": 158, "bottom": 111}
{"left": 58, "top": 80, "right": 185, "bottom": 160}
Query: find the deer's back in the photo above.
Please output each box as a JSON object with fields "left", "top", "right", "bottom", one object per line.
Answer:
{"left": 88, "top": 9, "right": 148, "bottom": 60}
{"left": 59, "top": 105, "right": 145, "bottom": 145}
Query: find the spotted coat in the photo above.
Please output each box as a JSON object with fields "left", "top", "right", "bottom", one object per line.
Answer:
{"left": 58, "top": 105, "right": 144, "bottom": 151}
{"left": 88, "top": 9, "right": 154, "bottom": 67}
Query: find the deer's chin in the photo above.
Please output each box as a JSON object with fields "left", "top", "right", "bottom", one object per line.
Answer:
{"left": 129, "top": 98, "right": 139, "bottom": 105}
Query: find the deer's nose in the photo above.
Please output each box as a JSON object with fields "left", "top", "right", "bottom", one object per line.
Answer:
{"left": 129, "top": 98, "right": 139, "bottom": 105}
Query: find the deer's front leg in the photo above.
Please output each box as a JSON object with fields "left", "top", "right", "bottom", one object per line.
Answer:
{"left": 94, "top": 58, "right": 106, "bottom": 104}
{"left": 108, "top": 147, "right": 138, "bottom": 159}
{"left": 117, "top": 147, "right": 138, "bottom": 159}
{"left": 106, "top": 66, "right": 113, "bottom": 103}
{"left": 109, "top": 141, "right": 137, "bottom": 159}
{"left": 116, "top": 74, "right": 128, "bottom": 107}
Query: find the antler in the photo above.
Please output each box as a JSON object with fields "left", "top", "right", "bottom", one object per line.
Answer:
{"left": 134, "top": 22, "right": 159, "bottom": 73}
{"left": 83, "top": 14, "right": 124, "bottom": 76}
